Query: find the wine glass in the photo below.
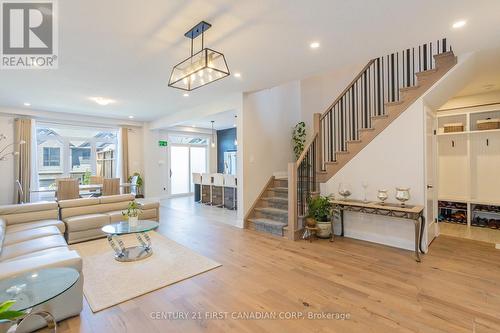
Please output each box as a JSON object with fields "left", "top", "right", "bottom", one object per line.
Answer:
{"left": 361, "top": 181, "right": 369, "bottom": 203}
{"left": 338, "top": 183, "right": 352, "bottom": 201}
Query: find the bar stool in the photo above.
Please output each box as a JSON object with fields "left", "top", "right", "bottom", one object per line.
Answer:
{"left": 192, "top": 173, "right": 202, "bottom": 203}
{"left": 223, "top": 174, "right": 237, "bottom": 210}
{"left": 201, "top": 173, "right": 213, "bottom": 205}
{"left": 212, "top": 174, "right": 225, "bottom": 207}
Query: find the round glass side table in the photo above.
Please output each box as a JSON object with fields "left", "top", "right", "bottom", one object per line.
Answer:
{"left": 0, "top": 267, "right": 80, "bottom": 333}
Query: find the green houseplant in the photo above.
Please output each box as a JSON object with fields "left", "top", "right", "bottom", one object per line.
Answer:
{"left": 0, "top": 300, "right": 25, "bottom": 321}
{"left": 292, "top": 121, "right": 306, "bottom": 160}
{"left": 128, "top": 172, "right": 144, "bottom": 197}
{"left": 122, "top": 200, "right": 142, "bottom": 226}
{"left": 306, "top": 195, "right": 333, "bottom": 238}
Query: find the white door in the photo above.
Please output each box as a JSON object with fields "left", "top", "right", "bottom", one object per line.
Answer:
{"left": 169, "top": 144, "right": 208, "bottom": 196}
{"left": 425, "top": 107, "right": 438, "bottom": 246}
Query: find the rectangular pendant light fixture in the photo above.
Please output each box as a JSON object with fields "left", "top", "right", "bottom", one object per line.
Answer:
{"left": 168, "top": 21, "right": 230, "bottom": 91}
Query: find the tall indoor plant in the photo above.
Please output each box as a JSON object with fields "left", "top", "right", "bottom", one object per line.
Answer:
{"left": 292, "top": 121, "right": 306, "bottom": 160}
{"left": 306, "top": 195, "right": 333, "bottom": 238}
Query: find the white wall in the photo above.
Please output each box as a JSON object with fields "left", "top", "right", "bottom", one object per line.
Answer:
{"left": 300, "top": 62, "right": 365, "bottom": 139}
{"left": 127, "top": 126, "right": 144, "bottom": 176}
{"left": 0, "top": 115, "right": 15, "bottom": 204}
{"left": 321, "top": 99, "right": 425, "bottom": 251}
{"left": 241, "top": 81, "right": 301, "bottom": 216}
{"left": 440, "top": 89, "right": 500, "bottom": 110}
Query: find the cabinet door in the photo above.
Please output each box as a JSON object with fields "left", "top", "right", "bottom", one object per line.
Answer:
{"left": 438, "top": 135, "right": 468, "bottom": 199}
{"left": 471, "top": 133, "right": 500, "bottom": 201}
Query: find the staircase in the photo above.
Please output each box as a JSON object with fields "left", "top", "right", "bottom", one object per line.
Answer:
{"left": 246, "top": 38, "right": 457, "bottom": 239}
{"left": 245, "top": 177, "right": 290, "bottom": 237}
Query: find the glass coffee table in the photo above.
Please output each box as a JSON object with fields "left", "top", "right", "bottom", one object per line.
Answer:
{"left": 0, "top": 267, "right": 79, "bottom": 333}
{"left": 101, "top": 220, "right": 159, "bottom": 262}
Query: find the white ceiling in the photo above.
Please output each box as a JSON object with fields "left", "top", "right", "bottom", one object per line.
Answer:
{"left": 175, "top": 110, "right": 237, "bottom": 130}
{"left": 454, "top": 47, "right": 500, "bottom": 97}
{"left": 1, "top": 0, "right": 500, "bottom": 121}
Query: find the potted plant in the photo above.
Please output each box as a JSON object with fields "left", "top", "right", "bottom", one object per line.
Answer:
{"left": 292, "top": 121, "right": 306, "bottom": 160}
{"left": 0, "top": 300, "right": 25, "bottom": 331}
{"left": 122, "top": 200, "right": 142, "bottom": 226}
{"left": 306, "top": 195, "right": 333, "bottom": 238}
{"left": 128, "top": 172, "right": 144, "bottom": 198}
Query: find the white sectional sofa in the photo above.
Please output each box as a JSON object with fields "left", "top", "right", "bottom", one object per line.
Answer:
{"left": 0, "top": 202, "right": 83, "bottom": 333}
{"left": 59, "top": 194, "right": 160, "bottom": 244}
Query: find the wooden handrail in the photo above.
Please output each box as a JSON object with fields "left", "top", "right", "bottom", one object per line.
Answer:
{"left": 294, "top": 131, "right": 318, "bottom": 168}
{"left": 320, "top": 58, "right": 376, "bottom": 120}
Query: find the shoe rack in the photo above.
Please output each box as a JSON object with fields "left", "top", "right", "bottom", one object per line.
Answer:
{"left": 437, "top": 105, "right": 500, "bottom": 231}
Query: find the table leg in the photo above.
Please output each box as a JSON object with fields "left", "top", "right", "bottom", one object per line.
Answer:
{"left": 9, "top": 310, "right": 57, "bottom": 333}
{"left": 107, "top": 235, "right": 125, "bottom": 258}
{"left": 136, "top": 232, "right": 152, "bottom": 250}
{"left": 419, "top": 216, "right": 426, "bottom": 254}
{"left": 414, "top": 219, "right": 421, "bottom": 262}
{"left": 340, "top": 209, "right": 345, "bottom": 237}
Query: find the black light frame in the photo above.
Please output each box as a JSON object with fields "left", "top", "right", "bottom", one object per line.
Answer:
{"left": 168, "top": 21, "right": 230, "bottom": 91}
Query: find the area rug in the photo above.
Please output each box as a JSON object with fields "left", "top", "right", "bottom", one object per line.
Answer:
{"left": 70, "top": 232, "right": 221, "bottom": 312}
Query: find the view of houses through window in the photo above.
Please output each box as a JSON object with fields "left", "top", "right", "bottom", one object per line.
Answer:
{"left": 36, "top": 123, "right": 118, "bottom": 188}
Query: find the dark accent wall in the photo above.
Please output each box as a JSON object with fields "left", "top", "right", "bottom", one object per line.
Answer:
{"left": 216, "top": 128, "right": 237, "bottom": 173}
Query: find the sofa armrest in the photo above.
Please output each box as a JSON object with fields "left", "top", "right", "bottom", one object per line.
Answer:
{"left": 0, "top": 250, "right": 82, "bottom": 280}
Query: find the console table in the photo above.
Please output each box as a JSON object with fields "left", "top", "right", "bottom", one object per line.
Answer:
{"left": 330, "top": 200, "right": 426, "bottom": 262}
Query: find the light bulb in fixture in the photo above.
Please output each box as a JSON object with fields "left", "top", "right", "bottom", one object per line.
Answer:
{"left": 23, "top": 102, "right": 31, "bottom": 107}
{"left": 234, "top": 72, "right": 241, "bottom": 78}
{"left": 452, "top": 20, "right": 466, "bottom": 29}
{"left": 310, "top": 41, "right": 320, "bottom": 49}
{"left": 211, "top": 142, "right": 215, "bottom": 148}
{"left": 183, "top": 93, "right": 189, "bottom": 97}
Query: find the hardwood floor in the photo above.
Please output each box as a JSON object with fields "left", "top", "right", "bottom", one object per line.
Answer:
{"left": 53, "top": 197, "right": 500, "bottom": 333}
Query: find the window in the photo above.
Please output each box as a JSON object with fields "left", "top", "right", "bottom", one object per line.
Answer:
{"left": 36, "top": 124, "right": 118, "bottom": 188}
{"left": 43, "top": 147, "right": 60, "bottom": 166}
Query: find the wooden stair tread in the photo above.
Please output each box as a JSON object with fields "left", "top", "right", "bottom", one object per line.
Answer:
{"left": 255, "top": 207, "right": 288, "bottom": 215}
{"left": 371, "top": 114, "right": 388, "bottom": 119}
{"left": 399, "top": 85, "right": 420, "bottom": 92}
{"left": 261, "top": 196, "right": 288, "bottom": 202}
{"left": 336, "top": 150, "right": 349, "bottom": 155}
{"left": 269, "top": 187, "right": 288, "bottom": 192}
{"left": 358, "top": 127, "right": 374, "bottom": 132}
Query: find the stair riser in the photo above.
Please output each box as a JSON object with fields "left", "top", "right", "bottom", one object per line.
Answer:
{"left": 249, "top": 221, "right": 284, "bottom": 237}
{"left": 255, "top": 210, "right": 288, "bottom": 223}
{"left": 263, "top": 200, "right": 288, "bottom": 210}
{"left": 268, "top": 189, "right": 288, "bottom": 199}
{"left": 273, "top": 179, "right": 288, "bottom": 188}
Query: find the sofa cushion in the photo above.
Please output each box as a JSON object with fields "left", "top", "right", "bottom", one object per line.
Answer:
{"left": 106, "top": 210, "right": 125, "bottom": 223}
{"left": 100, "top": 194, "right": 135, "bottom": 204}
{"left": 4, "top": 226, "right": 61, "bottom": 246}
{"left": 64, "top": 214, "right": 110, "bottom": 232}
{"left": 58, "top": 197, "right": 100, "bottom": 208}
{"left": 0, "top": 219, "right": 5, "bottom": 256}
{"left": 0, "top": 202, "right": 58, "bottom": 215}
{"left": 0, "top": 234, "right": 68, "bottom": 261}
{"left": 5, "top": 219, "right": 65, "bottom": 233}
{"left": 137, "top": 200, "right": 160, "bottom": 210}
{"left": 1, "top": 246, "right": 70, "bottom": 262}
{"left": 139, "top": 209, "right": 158, "bottom": 221}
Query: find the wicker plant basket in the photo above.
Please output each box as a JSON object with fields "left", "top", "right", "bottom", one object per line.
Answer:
{"left": 443, "top": 123, "right": 464, "bottom": 133}
{"left": 477, "top": 118, "right": 500, "bottom": 131}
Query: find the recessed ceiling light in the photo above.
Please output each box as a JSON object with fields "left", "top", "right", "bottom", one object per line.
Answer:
{"left": 310, "top": 41, "right": 320, "bottom": 49}
{"left": 89, "top": 97, "right": 116, "bottom": 106}
{"left": 234, "top": 72, "right": 241, "bottom": 78}
{"left": 23, "top": 102, "right": 31, "bottom": 107}
{"left": 183, "top": 93, "right": 189, "bottom": 97}
{"left": 128, "top": 115, "right": 134, "bottom": 119}
{"left": 452, "top": 20, "right": 467, "bottom": 29}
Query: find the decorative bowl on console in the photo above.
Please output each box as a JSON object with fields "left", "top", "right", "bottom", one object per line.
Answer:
{"left": 395, "top": 187, "right": 410, "bottom": 207}
{"left": 377, "top": 189, "right": 389, "bottom": 205}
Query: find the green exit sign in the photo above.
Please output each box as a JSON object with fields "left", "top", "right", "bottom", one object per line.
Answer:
{"left": 158, "top": 140, "right": 168, "bottom": 147}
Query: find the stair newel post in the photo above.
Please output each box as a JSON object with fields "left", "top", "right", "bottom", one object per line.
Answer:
{"left": 314, "top": 113, "right": 322, "bottom": 185}
{"left": 288, "top": 162, "right": 298, "bottom": 240}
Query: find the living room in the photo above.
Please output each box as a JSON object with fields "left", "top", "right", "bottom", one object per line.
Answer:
{"left": 1, "top": 1, "right": 500, "bottom": 333}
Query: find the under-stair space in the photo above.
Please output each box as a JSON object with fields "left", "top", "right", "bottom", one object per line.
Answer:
{"left": 245, "top": 177, "right": 289, "bottom": 237}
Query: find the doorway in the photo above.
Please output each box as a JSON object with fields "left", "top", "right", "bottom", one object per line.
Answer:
{"left": 169, "top": 144, "right": 207, "bottom": 196}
